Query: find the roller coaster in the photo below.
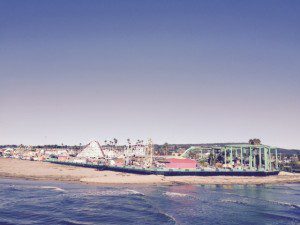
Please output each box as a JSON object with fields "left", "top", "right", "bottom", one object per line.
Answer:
{"left": 181, "top": 144, "right": 278, "bottom": 172}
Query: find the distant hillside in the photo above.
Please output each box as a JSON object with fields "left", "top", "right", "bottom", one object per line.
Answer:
{"left": 277, "top": 148, "right": 300, "bottom": 156}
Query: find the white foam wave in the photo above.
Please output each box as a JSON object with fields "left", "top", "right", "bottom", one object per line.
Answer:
{"left": 39, "top": 186, "right": 66, "bottom": 192}
{"left": 268, "top": 200, "right": 300, "bottom": 209}
{"left": 158, "top": 211, "right": 178, "bottom": 224}
{"left": 222, "top": 192, "right": 300, "bottom": 209}
{"left": 164, "top": 192, "right": 189, "bottom": 198}
{"left": 220, "top": 198, "right": 249, "bottom": 206}
{"left": 61, "top": 219, "right": 93, "bottom": 225}
{"left": 82, "top": 189, "right": 144, "bottom": 197}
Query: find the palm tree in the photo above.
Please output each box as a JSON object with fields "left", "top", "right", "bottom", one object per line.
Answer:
{"left": 113, "top": 138, "right": 118, "bottom": 146}
{"left": 249, "top": 139, "right": 261, "bottom": 145}
{"left": 163, "top": 143, "right": 169, "bottom": 156}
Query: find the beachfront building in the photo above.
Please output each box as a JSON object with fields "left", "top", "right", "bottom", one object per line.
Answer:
{"left": 165, "top": 158, "right": 197, "bottom": 169}
{"left": 124, "top": 145, "right": 146, "bottom": 157}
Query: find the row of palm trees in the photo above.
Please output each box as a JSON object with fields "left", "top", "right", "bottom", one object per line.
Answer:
{"left": 104, "top": 138, "right": 118, "bottom": 147}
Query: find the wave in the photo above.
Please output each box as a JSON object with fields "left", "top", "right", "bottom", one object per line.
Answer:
{"left": 164, "top": 192, "right": 206, "bottom": 203}
{"left": 4, "top": 185, "right": 25, "bottom": 192}
{"left": 39, "top": 186, "right": 66, "bottom": 192}
{"left": 220, "top": 198, "right": 250, "bottom": 206}
{"left": 260, "top": 212, "right": 300, "bottom": 222}
{"left": 267, "top": 200, "right": 300, "bottom": 209}
{"left": 59, "top": 219, "right": 93, "bottom": 225}
{"left": 223, "top": 191, "right": 300, "bottom": 209}
{"left": 81, "top": 189, "right": 145, "bottom": 197}
{"left": 157, "top": 211, "right": 178, "bottom": 225}
{"left": 164, "top": 192, "right": 189, "bottom": 198}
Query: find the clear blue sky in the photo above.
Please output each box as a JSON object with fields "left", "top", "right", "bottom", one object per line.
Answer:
{"left": 0, "top": 0, "right": 299, "bottom": 148}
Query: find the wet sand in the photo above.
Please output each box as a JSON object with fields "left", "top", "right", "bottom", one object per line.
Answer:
{"left": 1, "top": 158, "right": 299, "bottom": 185}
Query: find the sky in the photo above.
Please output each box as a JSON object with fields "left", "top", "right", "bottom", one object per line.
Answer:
{"left": 0, "top": 0, "right": 299, "bottom": 148}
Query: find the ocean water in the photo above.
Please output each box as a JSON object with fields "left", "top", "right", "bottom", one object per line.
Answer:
{"left": 0, "top": 178, "right": 299, "bottom": 225}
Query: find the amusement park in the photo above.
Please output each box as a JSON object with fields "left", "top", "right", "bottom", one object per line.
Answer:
{"left": 45, "top": 138, "right": 281, "bottom": 176}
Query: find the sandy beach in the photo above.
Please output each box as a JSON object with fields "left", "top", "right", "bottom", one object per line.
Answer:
{"left": 0, "top": 158, "right": 299, "bottom": 185}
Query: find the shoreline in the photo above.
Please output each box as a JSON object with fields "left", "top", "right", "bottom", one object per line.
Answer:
{"left": 1, "top": 158, "right": 300, "bottom": 186}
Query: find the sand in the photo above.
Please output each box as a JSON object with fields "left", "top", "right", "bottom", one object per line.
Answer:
{"left": 1, "top": 158, "right": 300, "bottom": 185}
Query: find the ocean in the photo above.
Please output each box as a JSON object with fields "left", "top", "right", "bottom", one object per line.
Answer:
{"left": 0, "top": 178, "right": 299, "bottom": 225}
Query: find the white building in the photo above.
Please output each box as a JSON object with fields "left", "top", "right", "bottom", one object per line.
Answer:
{"left": 124, "top": 145, "right": 146, "bottom": 157}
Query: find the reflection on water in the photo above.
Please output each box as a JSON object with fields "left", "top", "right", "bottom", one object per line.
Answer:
{"left": 0, "top": 178, "right": 299, "bottom": 225}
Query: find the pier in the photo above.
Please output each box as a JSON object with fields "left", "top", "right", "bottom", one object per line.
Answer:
{"left": 47, "top": 143, "right": 280, "bottom": 176}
